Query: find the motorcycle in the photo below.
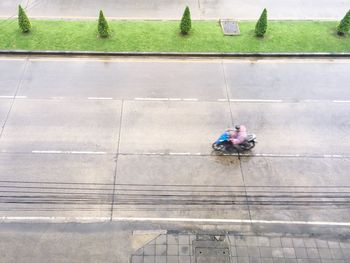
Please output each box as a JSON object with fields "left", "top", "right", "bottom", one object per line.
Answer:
{"left": 212, "top": 131, "right": 257, "bottom": 153}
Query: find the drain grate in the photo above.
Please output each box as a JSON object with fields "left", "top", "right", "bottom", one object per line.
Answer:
{"left": 220, "top": 19, "right": 240, "bottom": 35}
{"left": 193, "top": 236, "right": 230, "bottom": 263}
{"left": 195, "top": 247, "right": 230, "bottom": 263}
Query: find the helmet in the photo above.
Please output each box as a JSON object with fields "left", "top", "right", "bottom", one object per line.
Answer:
{"left": 234, "top": 125, "right": 241, "bottom": 131}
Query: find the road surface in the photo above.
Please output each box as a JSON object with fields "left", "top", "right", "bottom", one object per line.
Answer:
{"left": 0, "top": 56, "right": 349, "bottom": 225}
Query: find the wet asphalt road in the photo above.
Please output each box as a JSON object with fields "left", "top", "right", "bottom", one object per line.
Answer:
{"left": 1, "top": 0, "right": 349, "bottom": 20}
{"left": 0, "top": 56, "right": 349, "bottom": 223}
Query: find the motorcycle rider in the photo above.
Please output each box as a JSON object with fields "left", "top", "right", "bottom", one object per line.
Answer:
{"left": 226, "top": 125, "right": 248, "bottom": 148}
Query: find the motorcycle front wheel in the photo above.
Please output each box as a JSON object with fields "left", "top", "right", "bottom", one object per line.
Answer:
{"left": 212, "top": 143, "right": 225, "bottom": 151}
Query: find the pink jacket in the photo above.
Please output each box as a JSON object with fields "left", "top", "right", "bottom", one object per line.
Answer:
{"left": 227, "top": 125, "right": 247, "bottom": 145}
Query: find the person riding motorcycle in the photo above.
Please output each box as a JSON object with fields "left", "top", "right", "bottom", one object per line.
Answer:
{"left": 226, "top": 125, "right": 248, "bottom": 147}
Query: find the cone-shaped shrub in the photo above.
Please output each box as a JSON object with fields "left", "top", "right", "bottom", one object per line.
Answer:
{"left": 18, "top": 5, "right": 31, "bottom": 33}
{"left": 255, "top": 8, "right": 267, "bottom": 37}
{"left": 98, "top": 10, "right": 110, "bottom": 38}
{"left": 180, "top": 6, "right": 191, "bottom": 35}
{"left": 337, "top": 9, "right": 350, "bottom": 36}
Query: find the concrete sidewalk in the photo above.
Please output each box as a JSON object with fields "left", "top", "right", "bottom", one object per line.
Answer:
{"left": 0, "top": 222, "right": 349, "bottom": 263}
{"left": 0, "top": 0, "right": 348, "bottom": 20}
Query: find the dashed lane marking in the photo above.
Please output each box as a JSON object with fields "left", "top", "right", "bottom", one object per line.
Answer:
{"left": 134, "top": 98, "right": 199, "bottom": 101}
{"left": 333, "top": 100, "right": 350, "bottom": 103}
{"left": 31, "top": 150, "right": 108, "bottom": 155}
{"left": 88, "top": 97, "right": 113, "bottom": 100}
{"left": 135, "top": 97, "right": 169, "bottom": 101}
{"left": 255, "top": 153, "right": 301, "bottom": 157}
{"left": 229, "top": 99, "right": 283, "bottom": 103}
{"left": 0, "top": 95, "right": 27, "bottom": 99}
{"left": 183, "top": 98, "right": 198, "bottom": 101}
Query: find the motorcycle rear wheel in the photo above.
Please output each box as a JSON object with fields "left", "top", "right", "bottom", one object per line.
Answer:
{"left": 242, "top": 141, "right": 255, "bottom": 150}
{"left": 250, "top": 141, "right": 255, "bottom": 149}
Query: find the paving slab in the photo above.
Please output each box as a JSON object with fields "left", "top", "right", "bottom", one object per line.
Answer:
{"left": 230, "top": 102, "right": 350, "bottom": 155}
{"left": 18, "top": 59, "right": 226, "bottom": 100}
{"left": 113, "top": 154, "right": 249, "bottom": 219}
{"left": 0, "top": 99, "right": 122, "bottom": 153}
{"left": 0, "top": 59, "right": 26, "bottom": 96}
{"left": 119, "top": 101, "right": 232, "bottom": 154}
{"left": 241, "top": 156, "right": 350, "bottom": 222}
{"left": 0, "top": 153, "right": 116, "bottom": 218}
{"left": 224, "top": 61, "right": 350, "bottom": 101}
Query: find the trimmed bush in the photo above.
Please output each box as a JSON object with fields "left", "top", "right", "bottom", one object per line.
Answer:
{"left": 18, "top": 5, "right": 31, "bottom": 33}
{"left": 255, "top": 8, "right": 267, "bottom": 37}
{"left": 98, "top": 10, "right": 110, "bottom": 38}
{"left": 337, "top": 10, "right": 350, "bottom": 36}
{"left": 180, "top": 6, "right": 191, "bottom": 35}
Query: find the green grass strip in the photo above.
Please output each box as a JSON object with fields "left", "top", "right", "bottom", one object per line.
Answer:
{"left": 1, "top": 19, "right": 350, "bottom": 52}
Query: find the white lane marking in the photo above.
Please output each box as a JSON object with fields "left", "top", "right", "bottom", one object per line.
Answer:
{"left": 255, "top": 153, "right": 301, "bottom": 157}
{"left": 134, "top": 98, "right": 199, "bottom": 102}
{"left": 2, "top": 216, "right": 350, "bottom": 226}
{"left": 0, "top": 96, "right": 346, "bottom": 104}
{"left": 76, "top": 151, "right": 107, "bottom": 155}
{"left": 333, "top": 100, "right": 350, "bottom": 103}
{"left": 112, "top": 217, "right": 350, "bottom": 226}
{"left": 331, "top": 155, "right": 343, "bottom": 158}
{"left": 32, "top": 150, "right": 62, "bottom": 154}
{"left": 169, "top": 152, "right": 191, "bottom": 155}
{"left": 0, "top": 96, "right": 27, "bottom": 99}
{"left": 32, "top": 150, "right": 107, "bottom": 155}
{"left": 230, "top": 99, "right": 283, "bottom": 103}
{"left": 135, "top": 97, "right": 169, "bottom": 101}
{"left": 183, "top": 98, "right": 198, "bottom": 101}
{"left": 323, "top": 154, "right": 344, "bottom": 158}
{"left": 0, "top": 216, "right": 109, "bottom": 223}
{"left": 88, "top": 97, "right": 113, "bottom": 100}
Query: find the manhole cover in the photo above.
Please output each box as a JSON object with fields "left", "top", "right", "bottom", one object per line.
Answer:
{"left": 220, "top": 19, "right": 240, "bottom": 35}
{"left": 195, "top": 247, "right": 230, "bottom": 263}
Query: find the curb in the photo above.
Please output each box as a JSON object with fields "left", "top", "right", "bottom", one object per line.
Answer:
{"left": 1, "top": 50, "right": 350, "bottom": 58}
